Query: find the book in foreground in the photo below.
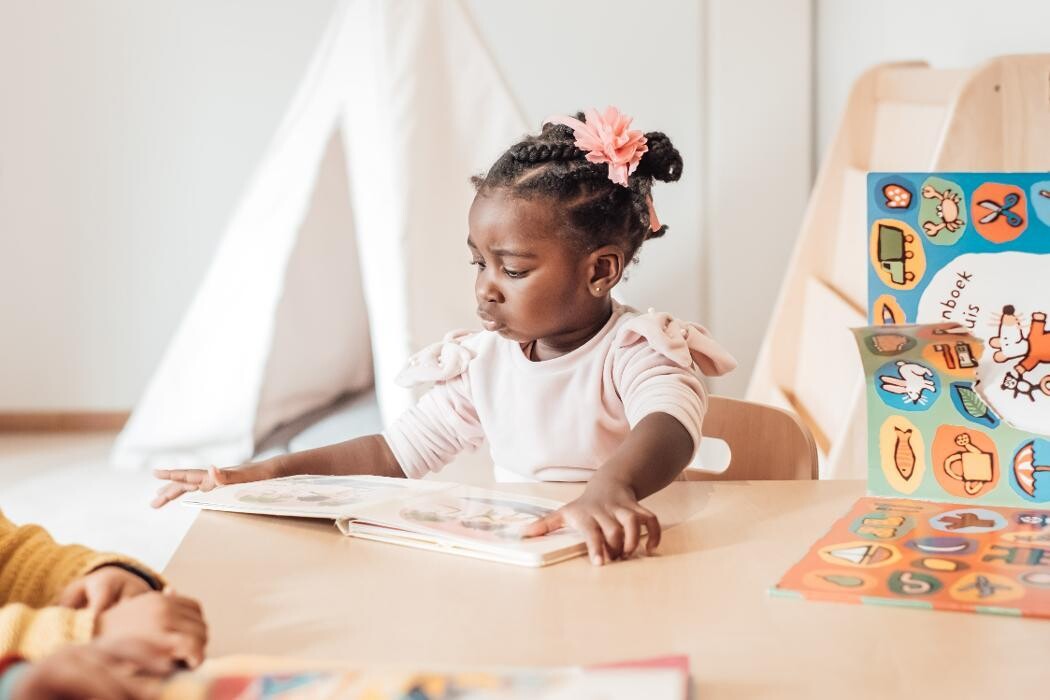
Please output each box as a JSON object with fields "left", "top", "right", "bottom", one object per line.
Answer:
{"left": 161, "top": 655, "right": 690, "bottom": 700}
{"left": 181, "top": 475, "right": 586, "bottom": 567}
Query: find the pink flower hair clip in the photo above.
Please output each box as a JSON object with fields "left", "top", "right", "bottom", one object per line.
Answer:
{"left": 546, "top": 106, "right": 647, "bottom": 187}
{"left": 546, "top": 106, "right": 661, "bottom": 233}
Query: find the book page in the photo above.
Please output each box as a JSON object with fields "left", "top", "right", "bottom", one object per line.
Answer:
{"left": 181, "top": 475, "right": 450, "bottom": 519}
{"left": 338, "top": 485, "right": 585, "bottom": 566}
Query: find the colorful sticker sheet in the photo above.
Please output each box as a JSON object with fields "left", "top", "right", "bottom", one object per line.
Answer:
{"left": 864, "top": 172, "right": 1050, "bottom": 507}
{"left": 775, "top": 172, "right": 1050, "bottom": 617}
{"left": 773, "top": 496, "right": 1050, "bottom": 618}
{"left": 867, "top": 172, "right": 1050, "bottom": 447}
{"left": 855, "top": 324, "right": 1050, "bottom": 508}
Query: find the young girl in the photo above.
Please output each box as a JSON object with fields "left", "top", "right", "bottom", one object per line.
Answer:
{"left": 152, "top": 106, "right": 736, "bottom": 566}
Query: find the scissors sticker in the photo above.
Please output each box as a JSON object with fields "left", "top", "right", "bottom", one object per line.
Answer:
{"left": 976, "top": 193, "right": 1023, "bottom": 227}
{"left": 972, "top": 183, "right": 1027, "bottom": 243}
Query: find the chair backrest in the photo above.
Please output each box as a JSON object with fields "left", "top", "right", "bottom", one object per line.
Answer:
{"left": 685, "top": 395, "right": 818, "bottom": 481}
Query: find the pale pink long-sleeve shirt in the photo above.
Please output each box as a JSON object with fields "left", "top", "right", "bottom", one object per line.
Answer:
{"left": 382, "top": 302, "right": 736, "bottom": 482}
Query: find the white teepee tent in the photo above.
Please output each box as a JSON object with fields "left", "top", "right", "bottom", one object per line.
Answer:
{"left": 113, "top": 0, "right": 527, "bottom": 469}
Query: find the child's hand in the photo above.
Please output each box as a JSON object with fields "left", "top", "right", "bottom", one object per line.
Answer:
{"left": 521, "top": 479, "right": 662, "bottom": 566}
{"left": 11, "top": 637, "right": 174, "bottom": 700}
{"left": 151, "top": 462, "right": 274, "bottom": 508}
{"left": 55, "top": 565, "right": 153, "bottom": 612}
{"left": 95, "top": 591, "right": 208, "bottom": 668}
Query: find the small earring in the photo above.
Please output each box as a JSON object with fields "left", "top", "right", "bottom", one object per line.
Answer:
{"left": 594, "top": 286, "right": 602, "bottom": 293}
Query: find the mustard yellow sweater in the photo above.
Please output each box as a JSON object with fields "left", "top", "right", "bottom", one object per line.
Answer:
{"left": 0, "top": 509, "right": 162, "bottom": 659}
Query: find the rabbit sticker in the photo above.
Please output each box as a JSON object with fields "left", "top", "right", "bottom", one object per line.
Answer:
{"left": 877, "top": 360, "right": 939, "bottom": 410}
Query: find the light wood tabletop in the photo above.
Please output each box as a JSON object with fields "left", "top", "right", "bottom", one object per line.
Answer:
{"left": 164, "top": 477, "right": 1048, "bottom": 698}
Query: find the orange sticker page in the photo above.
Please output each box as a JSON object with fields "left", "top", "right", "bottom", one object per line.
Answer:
{"left": 773, "top": 496, "right": 1050, "bottom": 617}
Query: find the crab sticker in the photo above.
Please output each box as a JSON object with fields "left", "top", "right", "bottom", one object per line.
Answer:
{"left": 919, "top": 177, "right": 966, "bottom": 245}
{"left": 971, "top": 182, "right": 1027, "bottom": 244}
{"left": 870, "top": 219, "right": 925, "bottom": 290}
{"left": 875, "top": 360, "right": 940, "bottom": 411}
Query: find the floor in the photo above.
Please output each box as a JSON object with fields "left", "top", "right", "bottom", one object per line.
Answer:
{"left": 0, "top": 431, "right": 198, "bottom": 571}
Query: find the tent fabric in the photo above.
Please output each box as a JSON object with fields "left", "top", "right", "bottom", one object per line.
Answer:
{"left": 112, "top": 0, "right": 527, "bottom": 469}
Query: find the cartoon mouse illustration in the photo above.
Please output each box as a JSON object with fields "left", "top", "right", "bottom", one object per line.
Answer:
{"left": 989, "top": 305, "right": 1029, "bottom": 363}
{"left": 1014, "top": 311, "right": 1050, "bottom": 378}
{"left": 879, "top": 361, "right": 936, "bottom": 404}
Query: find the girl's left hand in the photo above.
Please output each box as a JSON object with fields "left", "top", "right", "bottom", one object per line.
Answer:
{"left": 521, "top": 480, "right": 662, "bottom": 566}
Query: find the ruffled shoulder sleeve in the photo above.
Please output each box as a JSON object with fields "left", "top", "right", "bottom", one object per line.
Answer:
{"left": 617, "top": 309, "right": 737, "bottom": 376}
{"left": 394, "top": 330, "right": 478, "bottom": 387}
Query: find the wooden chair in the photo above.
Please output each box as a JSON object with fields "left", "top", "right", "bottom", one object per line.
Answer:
{"left": 685, "top": 395, "right": 818, "bottom": 482}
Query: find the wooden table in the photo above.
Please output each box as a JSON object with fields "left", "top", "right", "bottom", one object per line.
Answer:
{"left": 164, "top": 479, "right": 1048, "bottom": 698}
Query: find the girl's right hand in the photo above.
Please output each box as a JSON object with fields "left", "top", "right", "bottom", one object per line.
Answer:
{"left": 150, "top": 462, "right": 275, "bottom": 508}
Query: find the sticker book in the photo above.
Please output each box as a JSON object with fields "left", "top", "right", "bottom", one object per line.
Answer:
{"left": 182, "top": 475, "right": 588, "bottom": 568}
{"left": 775, "top": 172, "right": 1050, "bottom": 617}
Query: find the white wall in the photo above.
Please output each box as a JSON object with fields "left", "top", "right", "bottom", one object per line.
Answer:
{"left": 704, "top": 0, "right": 812, "bottom": 395}
{"left": 1, "top": 0, "right": 812, "bottom": 410}
{"left": 0, "top": 0, "right": 338, "bottom": 409}
{"left": 817, "top": 0, "right": 1050, "bottom": 159}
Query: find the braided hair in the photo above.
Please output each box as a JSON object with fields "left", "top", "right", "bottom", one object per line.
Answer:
{"left": 471, "top": 113, "right": 683, "bottom": 265}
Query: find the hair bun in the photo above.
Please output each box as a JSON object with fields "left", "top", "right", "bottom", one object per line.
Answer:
{"left": 637, "top": 132, "right": 682, "bottom": 183}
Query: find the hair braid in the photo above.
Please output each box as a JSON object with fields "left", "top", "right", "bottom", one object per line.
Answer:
{"left": 472, "top": 111, "right": 682, "bottom": 265}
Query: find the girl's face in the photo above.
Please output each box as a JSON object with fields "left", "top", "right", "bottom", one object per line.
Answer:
{"left": 468, "top": 189, "right": 615, "bottom": 346}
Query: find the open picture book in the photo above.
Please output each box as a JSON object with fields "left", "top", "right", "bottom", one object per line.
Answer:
{"left": 181, "top": 475, "right": 586, "bottom": 567}
{"left": 774, "top": 172, "right": 1050, "bottom": 618}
